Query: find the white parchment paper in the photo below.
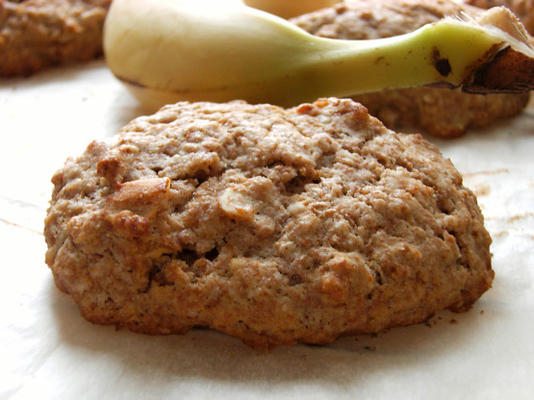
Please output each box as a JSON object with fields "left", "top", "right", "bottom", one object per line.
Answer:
{"left": 1, "top": 61, "right": 533, "bottom": 399}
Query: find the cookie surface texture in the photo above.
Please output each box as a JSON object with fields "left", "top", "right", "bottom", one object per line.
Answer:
{"left": 0, "top": 0, "right": 111, "bottom": 76}
{"left": 45, "top": 98, "right": 494, "bottom": 348}
{"left": 290, "top": 0, "right": 530, "bottom": 137}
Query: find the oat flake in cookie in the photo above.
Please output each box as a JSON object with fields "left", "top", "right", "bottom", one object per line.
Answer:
{"left": 45, "top": 98, "right": 494, "bottom": 348}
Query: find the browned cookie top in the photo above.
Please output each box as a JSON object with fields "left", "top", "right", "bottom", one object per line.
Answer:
{"left": 45, "top": 98, "right": 493, "bottom": 348}
{"left": 0, "top": 0, "right": 112, "bottom": 76}
{"left": 291, "top": 0, "right": 473, "bottom": 39}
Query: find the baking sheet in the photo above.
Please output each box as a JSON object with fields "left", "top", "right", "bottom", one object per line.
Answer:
{"left": 1, "top": 60, "right": 533, "bottom": 399}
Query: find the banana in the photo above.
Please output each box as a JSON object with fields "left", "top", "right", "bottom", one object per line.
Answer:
{"left": 103, "top": 0, "right": 534, "bottom": 111}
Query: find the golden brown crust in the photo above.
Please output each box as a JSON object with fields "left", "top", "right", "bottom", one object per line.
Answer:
{"left": 351, "top": 86, "right": 530, "bottom": 137}
{"left": 0, "top": 0, "right": 111, "bottom": 76}
{"left": 45, "top": 98, "right": 494, "bottom": 348}
{"left": 290, "top": 0, "right": 530, "bottom": 137}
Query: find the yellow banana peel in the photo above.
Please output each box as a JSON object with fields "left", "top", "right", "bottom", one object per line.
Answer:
{"left": 103, "top": 0, "right": 534, "bottom": 110}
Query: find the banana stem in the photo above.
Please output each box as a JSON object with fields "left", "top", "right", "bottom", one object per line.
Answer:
{"left": 177, "top": 19, "right": 531, "bottom": 106}
{"left": 264, "top": 20, "right": 519, "bottom": 106}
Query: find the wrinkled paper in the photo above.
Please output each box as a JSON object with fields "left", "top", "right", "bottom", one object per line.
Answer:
{"left": 1, "top": 61, "right": 533, "bottom": 399}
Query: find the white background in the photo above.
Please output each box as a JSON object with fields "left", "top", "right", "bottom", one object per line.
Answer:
{"left": 1, "top": 61, "right": 533, "bottom": 399}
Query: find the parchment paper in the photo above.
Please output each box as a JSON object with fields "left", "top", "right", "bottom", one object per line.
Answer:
{"left": 1, "top": 61, "right": 533, "bottom": 399}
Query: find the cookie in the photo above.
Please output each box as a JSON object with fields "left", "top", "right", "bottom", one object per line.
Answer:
{"left": 290, "top": 0, "right": 530, "bottom": 137}
{"left": 0, "top": 0, "right": 111, "bottom": 76}
{"left": 45, "top": 98, "right": 494, "bottom": 348}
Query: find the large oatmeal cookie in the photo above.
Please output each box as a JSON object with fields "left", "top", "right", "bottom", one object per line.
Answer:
{"left": 290, "top": 0, "right": 530, "bottom": 137}
{"left": 45, "top": 98, "right": 493, "bottom": 348}
{"left": 0, "top": 0, "right": 111, "bottom": 76}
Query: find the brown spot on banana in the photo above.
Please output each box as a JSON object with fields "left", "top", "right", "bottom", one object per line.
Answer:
{"left": 431, "top": 47, "right": 452, "bottom": 77}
